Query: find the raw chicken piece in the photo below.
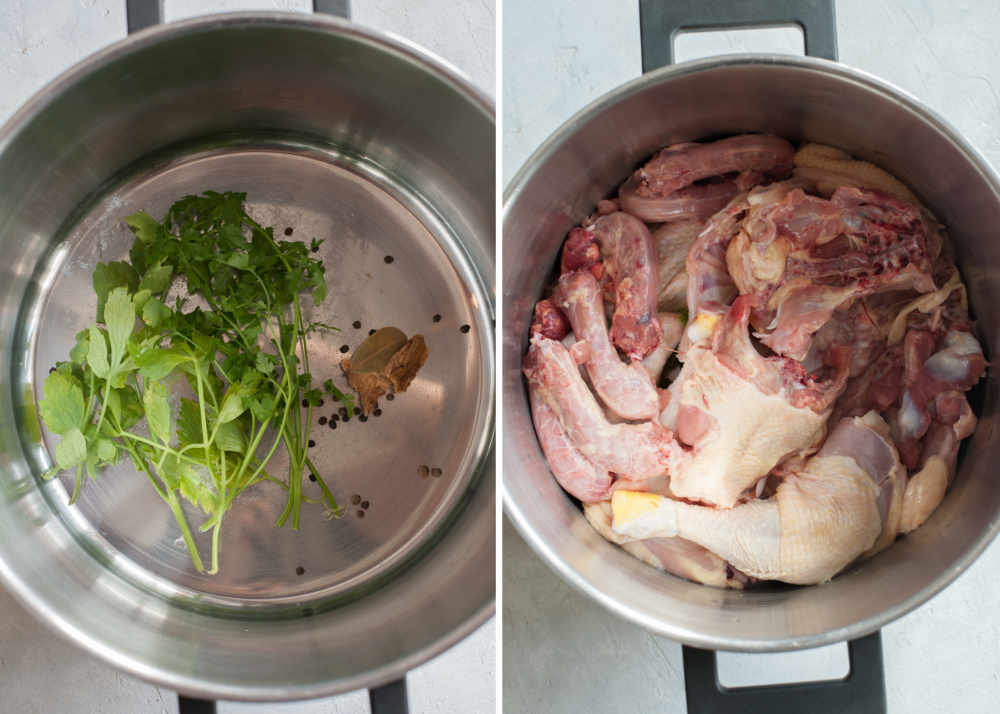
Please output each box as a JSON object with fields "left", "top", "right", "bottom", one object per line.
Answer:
{"left": 793, "top": 143, "right": 916, "bottom": 201}
{"left": 653, "top": 219, "right": 702, "bottom": 312}
{"left": 554, "top": 271, "right": 660, "bottom": 420}
{"left": 680, "top": 195, "right": 748, "bottom": 356}
{"left": 561, "top": 226, "right": 602, "bottom": 277}
{"left": 612, "top": 412, "right": 900, "bottom": 585}
{"left": 726, "top": 185, "right": 937, "bottom": 360}
{"left": 530, "top": 298, "right": 570, "bottom": 340}
{"left": 583, "top": 502, "right": 750, "bottom": 588}
{"left": 528, "top": 381, "right": 613, "bottom": 503}
{"left": 662, "top": 296, "right": 848, "bottom": 507}
{"left": 587, "top": 212, "right": 662, "bottom": 360}
{"left": 898, "top": 405, "right": 976, "bottom": 533}
{"left": 523, "top": 335, "right": 672, "bottom": 478}
{"left": 641, "top": 312, "right": 684, "bottom": 384}
{"left": 804, "top": 300, "right": 883, "bottom": 378}
{"left": 620, "top": 174, "right": 739, "bottom": 223}
{"left": 893, "top": 329, "right": 986, "bottom": 468}
{"left": 627, "top": 134, "right": 794, "bottom": 199}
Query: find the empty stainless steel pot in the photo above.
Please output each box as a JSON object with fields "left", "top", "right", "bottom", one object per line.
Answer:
{"left": 503, "top": 53, "right": 999, "bottom": 651}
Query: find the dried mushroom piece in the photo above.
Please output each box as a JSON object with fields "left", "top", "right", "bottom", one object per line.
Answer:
{"left": 342, "top": 328, "right": 429, "bottom": 415}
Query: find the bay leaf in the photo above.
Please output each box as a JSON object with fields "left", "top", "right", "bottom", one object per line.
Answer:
{"left": 350, "top": 327, "right": 407, "bottom": 374}
{"left": 385, "top": 335, "right": 429, "bottom": 392}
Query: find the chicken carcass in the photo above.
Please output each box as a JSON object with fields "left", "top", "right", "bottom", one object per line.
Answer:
{"left": 726, "top": 186, "right": 938, "bottom": 360}
{"left": 661, "top": 296, "right": 848, "bottom": 508}
{"left": 612, "top": 412, "right": 902, "bottom": 585}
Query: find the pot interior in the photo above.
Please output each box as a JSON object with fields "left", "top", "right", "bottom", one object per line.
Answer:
{"left": 0, "top": 14, "right": 494, "bottom": 698}
{"left": 503, "top": 55, "right": 1000, "bottom": 650}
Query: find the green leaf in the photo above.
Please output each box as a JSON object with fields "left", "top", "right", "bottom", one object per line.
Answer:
{"left": 55, "top": 427, "right": 87, "bottom": 470}
{"left": 143, "top": 380, "right": 171, "bottom": 444}
{"left": 223, "top": 252, "right": 250, "bottom": 270}
{"left": 248, "top": 393, "right": 275, "bottom": 422}
{"left": 86, "top": 324, "right": 110, "bottom": 379}
{"left": 323, "top": 378, "right": 356, "bottom": 418}
{"left": 105, "top": 388, "right": 121, "bottom": 425}
{"left": 214, "top": 420, "right": 246, "bottom": 453}
{"left": 176, "top": 398, "right": 203, "bottom": 447}
{"left": 125, "top": 211, "right": 162, "bottom": 244}
{"left": 141, "top": 297, "right": 170, "bottom": 327}
{"left": 178, "top": 466, "right": 217, "bottom": 514}
{"left": 311, "top": 273, "right": 327, "bottom": 305}
{"left": 136, "top": 346, "right": 187, "bottom": 381}
{"left": 254, "top": 351, "right": 278, "bottom": 375}
{"left": 104, "top": 287, "right": 135, "bottom": 366}
{"left": 95, "top": 438, "right": 116, "bottom": 463}
{"left": 217, "top": 384, "right": 247, "bottom": 424}
{"left": 117, "top": 387, "right": 143, "bottom": 431}
{"left": 138, "top": 259, "right": 173, "bottom": 294}
{"left": 93, "top": 261, "right": 138, "bottom": 323}
{"left": 303, "top": 388, "right": 322, "bottom": 407}
{"left": 132, "top": 288, "right": 151, "bottom": 313}
{"left": 69, "top": 330, "right": 90, "bottom": 365}
{"left": 39, "top": 372, "right": 85, "bottom": 435}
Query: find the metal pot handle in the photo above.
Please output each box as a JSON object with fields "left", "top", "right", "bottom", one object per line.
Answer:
{"left": 638, "top": 3, "right": 883, "bottom": 711}
{"left": 638, "top": 0, "right": 838, "bottom": 71}
{"left": 122, "top": 3, "right": 408, "bottom": 714}
{"left": 682, "top": 632, "right": 886, "bottom": 714}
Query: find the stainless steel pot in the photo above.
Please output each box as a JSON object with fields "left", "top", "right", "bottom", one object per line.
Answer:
{"left": 0, "top": 8, "right": 494, "bottom": 707}
{"left": 502, "top": 4, "right": 999, "bottom": 667}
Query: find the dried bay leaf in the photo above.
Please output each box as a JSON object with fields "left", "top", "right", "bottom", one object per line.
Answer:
{"left": 342, "top": 328, "right": 429, "bottom": 415}
{"left": 386, "top": 335, "right": 428, "bottom": 391}
{"left": 341, "top": 357, "right": 391, "bottom": 416}
{"left": 351, "top": 327, "right": 408, "bottom": 373}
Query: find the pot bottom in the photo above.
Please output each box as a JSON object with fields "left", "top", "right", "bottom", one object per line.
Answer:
{"left": 19, "top": 136, "right": 494, "bottom": 614}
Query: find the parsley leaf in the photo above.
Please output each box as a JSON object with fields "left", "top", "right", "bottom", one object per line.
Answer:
{"left": 39, "top": 372, "right": 85, "bottom": 435}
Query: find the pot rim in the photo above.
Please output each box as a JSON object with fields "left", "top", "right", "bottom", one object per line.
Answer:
{"left": 502, "top": 52, "right": 1000, "bottom": 651}
{"left": 0, "top": 11, "right": 495, "bottom": 700}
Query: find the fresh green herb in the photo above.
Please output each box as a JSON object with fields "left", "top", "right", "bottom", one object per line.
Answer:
{"left": 38, "top": 191, "right": 339, "bottom": 573}
{"left": 322, "top": 378, "right": 355, "bottom": 419}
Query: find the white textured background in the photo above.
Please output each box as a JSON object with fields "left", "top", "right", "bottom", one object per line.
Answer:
{"left": 503, "top": 0, "right": 1000, "bottom": 712}
{"left": 0, "top": 1, "right": 495, "bottom": 713}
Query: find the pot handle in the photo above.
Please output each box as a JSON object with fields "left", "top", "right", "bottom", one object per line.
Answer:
{"left": 681, "top": 631, "right": 886, "bottom": 714}
{"left": 126, "top": 0, "right": 352, "bottom": 31}
{"left": 638, "top": 0, "right": 838, "bottom": 72}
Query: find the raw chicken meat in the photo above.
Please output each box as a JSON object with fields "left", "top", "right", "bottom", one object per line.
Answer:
{"left": 611, "top": 412, "right": 901, "bottom": 585}
{"left": 620, "top": 134, "right": 794, "bottom": 223}
{"left": 528, "top": 382, "right": 613, "bottom": 503}
{"left": 523, "top": 335, "right": 672, "bottom": 479}
{"left": 662, "top": 296, "right": 848, "bottom": 507}
{"left": 583, "top": 501, "right": 752, "bottom": 588}
{"left": 641, "top": 312, "right": 684, "bottom": 384}
{"left": 620, "top": 174, "right": 739, "bottom": 223}
{"left": 526, "top": 134, "right": 986, "bottom": 588}
{"left": 726, "top": 185, "right": 937, "bottom": 360}
{"left": 586, "top": 212, "right": 662, "bottom": 360}
{"left": 554, "top": 270, "right": 660, "bottom": 420}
